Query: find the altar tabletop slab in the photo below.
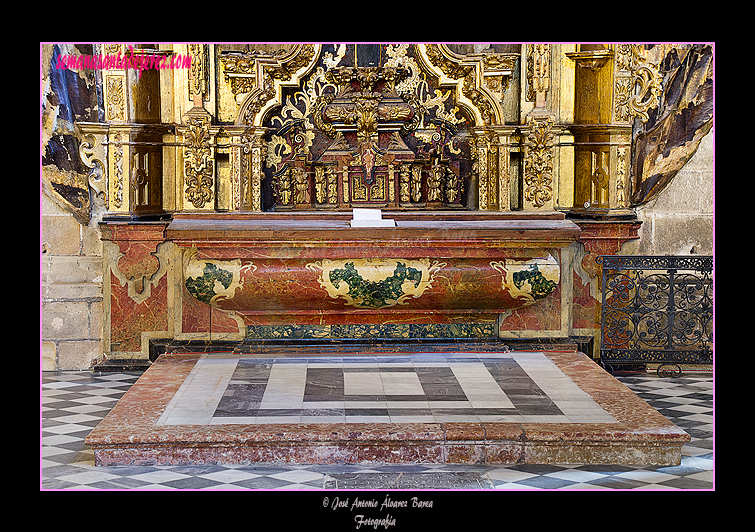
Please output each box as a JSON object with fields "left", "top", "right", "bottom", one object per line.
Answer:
{"left": 163, "top": 211, "right": 582, "bottom": 246}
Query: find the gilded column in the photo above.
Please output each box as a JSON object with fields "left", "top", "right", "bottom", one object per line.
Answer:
{"left": 472, "top": 133, "right": 490, "bottom": 210}
{"left": 495, "top": 132, "right": 512, "bottom": 211}
{"left": 179, "top": 44, "right": 217, "bottom": 211}
{"left": 522, "top": 44, "right": 556, "bottom": 211}
{"left": 229, "top": 134, "right": 242, "bottom": 211}
{"left": 101, "top": 44, "right": 130, "bottom": 216}
{"left": 242, "top": 130, "right": 265, "bottom": 211}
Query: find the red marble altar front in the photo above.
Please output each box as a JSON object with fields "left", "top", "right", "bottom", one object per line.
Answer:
{"left": 98, "top": 212, "right": 641, "bottom": 360}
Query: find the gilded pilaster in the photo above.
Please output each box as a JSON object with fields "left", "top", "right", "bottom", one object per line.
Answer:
{"left": 176, "top": 44, "right": 220, "bottom": 212}
{"left": 100, "top": 45, "right": 129, "bottom": 215}
{"left": 108, "top": 128, "right": 129, "bottom": 214}
{"left": 102, "top": 44, "right": 127, "bottom": 123}
{"left": 473, "top": 128, "right": 515, "bottom": 211}
{"left": 495, "top": 133, "right": 512, "bottom": 211}
{"left": 521, "top": 45, "right": 557, "bottom": 211}
{"left": 472, "top": 133, "right": 490, "bottom": 210}
{"left": 614, "top": 140, "right": 629, "bottom": 208}
{"left": 568, "top": 45, "right": 636, "bottom": 212}
{"left": 239, "top": 129, "right": 265, "bottom": 211}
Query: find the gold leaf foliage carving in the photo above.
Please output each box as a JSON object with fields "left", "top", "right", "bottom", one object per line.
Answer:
{"left": 523, "top": 115, "right": 554, "bottom": 208}
{"left": 183, "top": 117, "right": 214, "bottom": 208}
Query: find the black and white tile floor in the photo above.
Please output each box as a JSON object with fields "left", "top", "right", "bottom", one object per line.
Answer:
{"left": 41, "top": 369, "right": 713, "bottom": 490}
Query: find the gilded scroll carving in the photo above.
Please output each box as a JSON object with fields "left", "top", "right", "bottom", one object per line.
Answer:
{"left": 235, "top": 44, "right": 318, "bottom": 127}
{"left": 385, "top": 44, "right": 466, "bottom": 134}
{"left": 183, "top": 116, "right": 214, "bottom": 208}
{"left": 523, "top": 114, "right": 555, "bottom": 209}
{"left": 423, "top": 44, "right": 496, "bottom": 124}
{"left": 614, "top": 44, "right": 662, "bottom": 123}
{"left": 78, "top": 130, "right": 106, "bottom": 201}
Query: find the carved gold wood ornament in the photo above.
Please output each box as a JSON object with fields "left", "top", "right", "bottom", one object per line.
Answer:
{"left": 523, "top": 114, "right": 555, "bottom": 208}
{"left": 614, "top": 44, "right": 662, "bottom": 123}
{"left": 183, "top": 116, "right": 214, "bottom": 208}
{"left": 243, "top": 45, "right": 526, "bottom": 212}
{"left": 71, "top": 43, "right": 704, "bottom": 221}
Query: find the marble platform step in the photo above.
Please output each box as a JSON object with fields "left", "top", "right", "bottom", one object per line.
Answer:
{"left": 85, "top": 351, "right": 689, "bottom": 467}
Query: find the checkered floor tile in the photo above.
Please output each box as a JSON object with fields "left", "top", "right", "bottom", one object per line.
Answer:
{"left": 41, "top": 367, "right": 713, "bottom": 490}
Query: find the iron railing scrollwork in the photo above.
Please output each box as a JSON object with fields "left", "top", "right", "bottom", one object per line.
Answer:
{"left": 598, "top": 255, "right": 713, "bottom": 377}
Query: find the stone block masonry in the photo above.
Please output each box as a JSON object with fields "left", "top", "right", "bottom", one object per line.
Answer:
{"left": 42, "top": 195, "right": 104, "bottom": 370}
{"left": 636, "top": 129, "right": 714, "bottom": 256}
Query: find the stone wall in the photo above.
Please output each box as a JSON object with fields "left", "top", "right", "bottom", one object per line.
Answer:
{"left": 635, "top": 128, "right": 714, "bottom": 256}
{"left": 41, "top": 194, "right": 105, "bottom": 370}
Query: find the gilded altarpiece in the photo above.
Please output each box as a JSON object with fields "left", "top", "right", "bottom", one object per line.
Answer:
{"left": 69, "top": 44, "right": 711, "bottom": 362}
{"left": 218, "top": 45, "right": 522, "bottom": 213}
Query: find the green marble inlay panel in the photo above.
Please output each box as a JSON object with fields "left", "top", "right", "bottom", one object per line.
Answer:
{"left": 245, "top": 323, "right": 497, "bottom": 340}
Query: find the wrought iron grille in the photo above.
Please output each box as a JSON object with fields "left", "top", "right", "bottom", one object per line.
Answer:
{"left": 597, "top": 255, "right": 713, "bottom": 376}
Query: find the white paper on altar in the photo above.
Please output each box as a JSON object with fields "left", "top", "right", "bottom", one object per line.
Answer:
{"left": 349, "top": 208, "right": 396, "bottom": 227}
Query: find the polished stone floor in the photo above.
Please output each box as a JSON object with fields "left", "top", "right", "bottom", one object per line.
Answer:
{"left": 157, "top": 352, "right": 616, "bottom": 426}
{"left": 41, "top": 365, "right": 713, "bottom": 490}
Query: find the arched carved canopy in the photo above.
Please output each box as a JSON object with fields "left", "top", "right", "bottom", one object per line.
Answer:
{"left": 227, "top": 44, "right": 514, "bottom": 211}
